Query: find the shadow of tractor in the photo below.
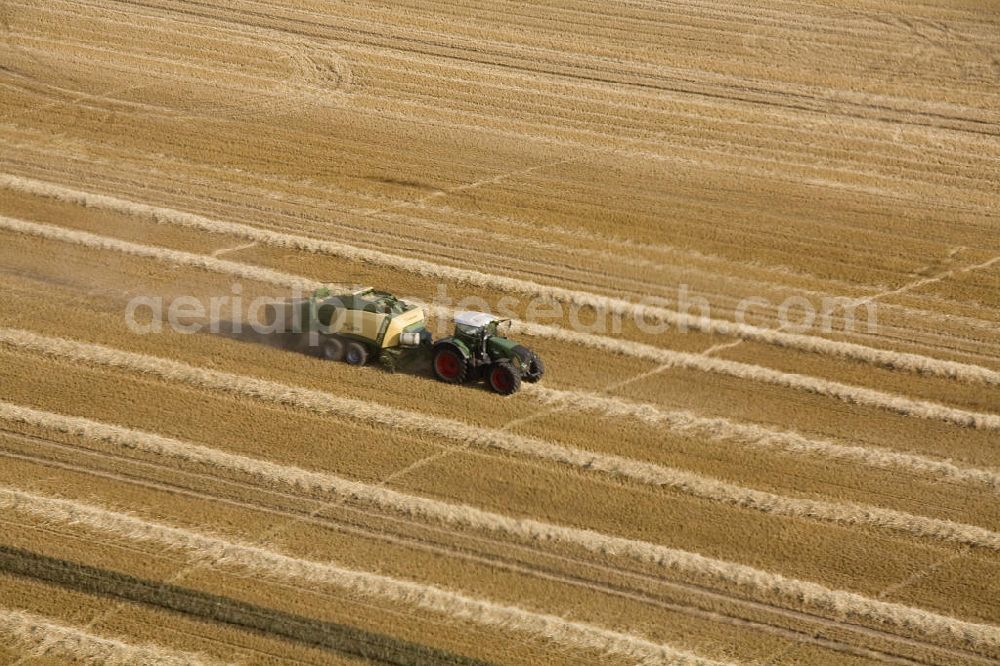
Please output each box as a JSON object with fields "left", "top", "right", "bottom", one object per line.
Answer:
{"left": 204, "top": 319, "right": 435, "bottom": 379}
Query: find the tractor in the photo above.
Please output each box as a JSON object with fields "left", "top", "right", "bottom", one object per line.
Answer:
{"left": 266, "top": 290, "right": 544, "bottom": 395}
{"left": 431, "top": 311, "right": 544, "bottom": 395}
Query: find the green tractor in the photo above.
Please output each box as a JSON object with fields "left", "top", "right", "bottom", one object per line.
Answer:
{"left": 431, "top": 311, "right": 544, "bottom": 395}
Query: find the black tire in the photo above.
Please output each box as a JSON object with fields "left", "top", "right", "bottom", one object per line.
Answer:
{"left": 322, "top": 336, "right": 344, "bottom": 361}
{"left": 488, "top": 361, "right": 521, "bottom": 395}
{"left": 523, "top": 352, "right": 545, "bottom": 383}
{"left": 432, "top": 345, "right": 468, "bottom": 384}
{"left": 344, "top": 341, "right": 369, "bottom": 366}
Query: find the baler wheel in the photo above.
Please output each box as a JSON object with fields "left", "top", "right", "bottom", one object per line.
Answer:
{"left": 345, "top": 341, "right": 369, "bottom": 366}
{"left": 322, "top": 336, "right": 344, "bottom": 361}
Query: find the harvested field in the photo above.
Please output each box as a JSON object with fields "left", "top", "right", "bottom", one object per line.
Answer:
{"left": 1, "top": 0, "right": 998, "bottom": 664}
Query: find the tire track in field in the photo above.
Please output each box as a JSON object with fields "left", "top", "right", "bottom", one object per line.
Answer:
{"left": 45, "top": 0, "right": 1000, "bottom": 155}
{"left": 2, "top": 212, "right": 998, "bottom": 430}
{"left": 11, "top": 131, "right": 995, "bottom": 310}
{"left": 0, "top": 428, "right": 978, "bottom": 666}
{"left": 19, "top": 0, "right": 1000, "bottom": 228}
{"left": 7, "top": 40, "right": 1000, "bottom": 292}
{"left": 20, "top": 4, "right": 996, "bottom": 200}
{"left": 0, "top": 433, "right": 528, "bottom": 665}
{"left": 10, "top": 398, "right": 995, "bottom": 597}
{"left": 5, "top": 484, "right": 1000, "bottom": 659}
{"left": 25, "top": 0, "right": 1000, "bottom": 179}
{"left": 339, "top": 92, "right": 1000, "bottom": 222}
{"left": 2, "top": 2, "right": 353, "bottom": 119}
{"left": 357, "top": 62, "right": 999, "bottom": 194}
{"left": 0, "top": 486, "right": 732, "bottom": 666}
{"left": 326, "top": 86, "right": 1000, "bottom": 218}
{"left": 121, "top": 0, "right": 1000, "bottom": 136}
{"left": 359, "top": 0, "right": 906, "bottom": 60}
{"left": 3, "top": 174, "right": 998, "bottom": 388}
{"left": 3, "top": 35, "right": 353, "bottom": 121}
{"left": 17, "top": 1, "right": 1000, "bottom": 224}
{"left": 0, "top": 606, "right": 221, "bottom": 666}
{"left": 4, "top": 328, "right": 1000, "bottom": 553}
{"left": 0, "top": 155, "right": 923, "bottom": 315}
{"left": 0, "top": 546, "right": 490, "bottom": 666}
{"left": 521, "top": 384, "right": 1000, "bottom": 491}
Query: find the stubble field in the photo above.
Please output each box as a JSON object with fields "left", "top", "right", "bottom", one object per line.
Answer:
{"left": 1, "top": 0, "right": 999, "bottom": 664}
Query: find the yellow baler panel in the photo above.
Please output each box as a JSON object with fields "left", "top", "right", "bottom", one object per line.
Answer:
{"left": 332, "top": 309, "right": 386, "bottom": 342}
{"left": 381, "top": 308, "right": 425, "bottom": 348}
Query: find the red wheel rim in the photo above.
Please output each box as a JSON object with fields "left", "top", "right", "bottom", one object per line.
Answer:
{"left": 435, "top": 351, "right": 460, "bottom": 380}
{"left": 491, "top": 367, "right": 513, "bottom": 392}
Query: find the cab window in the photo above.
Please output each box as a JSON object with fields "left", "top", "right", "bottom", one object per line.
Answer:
{"left": 456, "top": 323, "right": 482, "bottom": 336}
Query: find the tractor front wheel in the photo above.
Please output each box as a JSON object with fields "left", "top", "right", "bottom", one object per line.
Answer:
{"left": 523, "top": 352, "right": 545, "bottom": 383}
{"left": 488, "top": 361, "right": 521, "bottom": 395}
{"left": 432, "top": 346, "right": 468, "bottom": 383}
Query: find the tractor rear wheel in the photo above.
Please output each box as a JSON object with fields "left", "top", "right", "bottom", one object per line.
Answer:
{"left": 524, "top": 352, "right": 545, "bottom": 383}
{"left": 433, "top": 346, "right": 467, "bottom": 383}
{"left": 488, "top": 361, "right": 521, "bottom": 395}
{"left": 344, "top": 341, "right": 369, "bottom": 366}
{"left": 322, "top": 336, "right": 344, "bottom": 361}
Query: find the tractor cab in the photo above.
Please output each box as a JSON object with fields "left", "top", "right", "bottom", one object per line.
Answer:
{"left": 452, "top": 311, "right": 511, "bottom": 357}
{"left": 431, "top": 311, "right": 544, "bottom": 395}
